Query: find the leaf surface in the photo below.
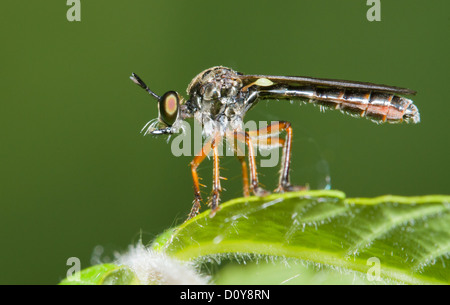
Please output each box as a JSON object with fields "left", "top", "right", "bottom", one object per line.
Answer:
{"left": 158, "top": 190, "right": 450, "bottom": 284}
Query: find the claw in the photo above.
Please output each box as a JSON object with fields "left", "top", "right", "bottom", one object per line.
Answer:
{"left": 187, "top": 197, "right": 202, "bottom": 220}
{"left": 253, "top": 186, "right": 271, "bottom": 197}
{"left": 275, "top": 183, "right": 309, "bottom": 193}
{"left": 207, "top": 191, "right": 221, "bottom": 217}
{"left": 209, "top": 205, "right": 221, "bottom": 218}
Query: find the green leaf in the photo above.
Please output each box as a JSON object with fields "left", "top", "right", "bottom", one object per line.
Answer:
{"left": 212, "top": 260, "right": 389, "bottom": 285}
{"left": 157, "top": 190, "right": 450, "bottom": 284}
{"left": 59, "top": 264, "right": 139, "bottom": 285}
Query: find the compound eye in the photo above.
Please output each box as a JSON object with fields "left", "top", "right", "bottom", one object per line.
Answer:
{"left": 158, "top": 91, "right": 179, "bottom": 126}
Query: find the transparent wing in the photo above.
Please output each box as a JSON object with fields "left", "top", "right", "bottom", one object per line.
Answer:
{"left": 238, "top": 74, "right": 416, "bottom": 95}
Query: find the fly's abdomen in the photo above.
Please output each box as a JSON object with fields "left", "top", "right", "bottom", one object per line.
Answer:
{"left": 313, "top": 88, "right": 420, "bottom": 124}
{"left": 269, "top": 86, "right": 420, "bottom": 124}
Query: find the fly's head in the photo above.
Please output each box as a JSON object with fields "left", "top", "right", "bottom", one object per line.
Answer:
{"left": 130, "top": 73, "right": 188, "bottom": 135}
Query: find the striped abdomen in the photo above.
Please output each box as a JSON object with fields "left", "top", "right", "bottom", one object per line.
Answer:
{"left": 259, "top": 86, "right": 420, "bottom": 124}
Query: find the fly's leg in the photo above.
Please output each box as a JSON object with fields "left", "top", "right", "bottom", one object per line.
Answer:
{"left": 237, "top": 156, "right": 250, "bottom": 197}
{"left": 249, "top": 121, "right": 307, "bottom": 193}
{"left": 234, "top": 132, "right": 270, "bottom": 197}
{"left": 227, "top": 132, "right": 250, "bottom": 197}
{"left": 209, "top": 141, "right": 222, "bottom": 217}
{"left": 277, "top": 121, "right": 295, "bottom": 192}
{"left": 188, "top": 139, "right": 213, "bottom": 220}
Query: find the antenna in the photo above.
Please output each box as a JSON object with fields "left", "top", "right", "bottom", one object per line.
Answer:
{"left": 130, "top": 73, "right": 161, "bottom": 100}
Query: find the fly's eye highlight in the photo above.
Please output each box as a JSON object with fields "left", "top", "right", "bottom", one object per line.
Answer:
{"left": 159, "top": 91, "right": 179, "bottom": 126}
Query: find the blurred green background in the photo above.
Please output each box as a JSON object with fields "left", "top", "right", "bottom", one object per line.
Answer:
{"left": 0, "top": 0, "right": 448, "bottom": 284}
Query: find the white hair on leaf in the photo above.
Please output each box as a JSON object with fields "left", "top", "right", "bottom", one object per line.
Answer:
{"left": 116, "top": 243, "right": 210, "bottom": 285}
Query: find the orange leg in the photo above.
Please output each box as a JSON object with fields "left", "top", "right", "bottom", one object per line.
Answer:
{"left": 188, "top": 133, "right": 222, "bottom": 220}
{"left": 248, "top": 121, "right": 304, "bottom": 192}
{"left": 189, "top": 142, "right": 211, "bottom": 220}
{"left": 237, "top": 156, "right": 250, "bottom": 197}
{"left": 227, "top": 133, "right": 250, "bottom": 197}
{"left": 278, "top": 121, "right": 294, "bottom": 191}
{"left": 233, "top": 132, "right": 270, "bottom": 197}
{"left": 252, "top": 136, "right": 285, "bottom": 148}
{"left": 209, "top": 140, "right": 222, "bottom": 217}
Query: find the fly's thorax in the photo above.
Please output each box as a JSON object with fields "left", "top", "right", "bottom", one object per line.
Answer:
{"left": 186, "top": 66, "right": 243, "bottom": 112}
{"left": 187, "top": 66, "right": 242, "bottom": 97}
{"left": 186, "top": 66, "right": 247, "bottom": 132}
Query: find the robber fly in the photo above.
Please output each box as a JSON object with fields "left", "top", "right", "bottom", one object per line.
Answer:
{"left": 130, "top": 66, "right": 419, "bottom": 220}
